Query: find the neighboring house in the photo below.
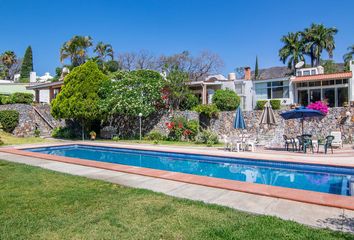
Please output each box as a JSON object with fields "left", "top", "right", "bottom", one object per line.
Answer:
{"left": 187, "top": 67, "right": 253, "bottom": 110}
{"left": 293, "top": 63, "right": 353, "bottom": 107}
{"left": 0, "top": 80, "right": 34, "bottom": 95}
{"left": 26, "top": 68, "right": 68, "bottom": 103}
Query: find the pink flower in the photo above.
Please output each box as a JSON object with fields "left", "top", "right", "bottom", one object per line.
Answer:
{"left": 307, "top": 101, "right": 329, "bottom": 115}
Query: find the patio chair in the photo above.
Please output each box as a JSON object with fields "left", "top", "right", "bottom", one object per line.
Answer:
{"left": 221, "top": 134, "right": 231, "bottom": 151}
{"left": 302, "top": 135, "right": 314, "bottom": 153}
{"left": 317, "top": 135, "right": 334, "bottom": 154}
{"left": 330, "top": 131, "right": 343, "bottom": 149}
{"left": 296, "top": 136, "right": 303, "bottom": 151}
{"left": 230, "top": 136, "right": 242, "bottom": 152}
{"left": 283, "top": 135, "right": 295, "bottom": 151}
{"left": 244, "top": 138, "right": 256, "bottom": 152}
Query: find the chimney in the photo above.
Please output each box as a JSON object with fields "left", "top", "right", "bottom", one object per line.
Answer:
{"left": 228, "top": 72, "right": 236, "bottom": 80}
{"left": 30, "top": 72, "right": 37, "bottom": 83}
{"left": 244, "top": 67, "right": 251, "bottom": 80}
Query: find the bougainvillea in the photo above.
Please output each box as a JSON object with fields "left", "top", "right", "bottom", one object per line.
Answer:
{"left": 307, "top": 101, "right": 329, "bottom": 115}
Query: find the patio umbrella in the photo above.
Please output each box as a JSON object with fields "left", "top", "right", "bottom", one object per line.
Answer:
{"left": 259, "top": 101, "right": 277, "bottom": 125}
{"left": 280, "top": 106, "right": 325, "bottom": 134}
{"left": 234, "top": 106, "right": 246, "bottom": 129}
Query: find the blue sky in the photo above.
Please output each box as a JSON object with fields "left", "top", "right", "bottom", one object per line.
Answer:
{"left": 1, "top": 0, "right": 353, "bottom": 75}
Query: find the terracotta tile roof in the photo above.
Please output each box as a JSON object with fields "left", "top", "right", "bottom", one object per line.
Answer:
{"left": 293, "top": 72, "right": 352, "bottom": 82}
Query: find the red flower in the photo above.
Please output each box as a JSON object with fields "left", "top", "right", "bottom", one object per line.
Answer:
{"left": 178, "top": 122, "right": 183, "bottom": 128}
{"left": 183, "top": 129, "right": 192, "bottom": 136}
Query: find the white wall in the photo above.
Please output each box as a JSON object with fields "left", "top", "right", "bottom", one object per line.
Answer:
{"left": 39, "top": 89, "right": 50, "bottom": 103}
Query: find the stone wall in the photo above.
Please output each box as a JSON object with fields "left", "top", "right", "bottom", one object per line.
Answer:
{"left": 0, "top": 104, "right": 63, "bottom": 137}
{"left": 148, "top": 107, "right": 354, "bottom": 147}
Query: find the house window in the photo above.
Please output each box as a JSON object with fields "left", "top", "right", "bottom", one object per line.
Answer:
{"left": 303, "top": 70, "right": 310, "bottom": 76}
{"left": 255, "top": 80, "right": 289, "bottom": 99}
{"left": 298, "top": 90, "right": 308, "bottom": 106}
{"left": 323, "top": 88, "right": 335, "bottom": 107}
{"left": 337, "top": 87, "right": 348, "bottom": 107}
{"left": 311, "top": 69, "right": 316, "bottom": 75}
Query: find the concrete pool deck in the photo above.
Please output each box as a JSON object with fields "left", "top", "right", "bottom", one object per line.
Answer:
{"left": 1, "top": 141, "right": 354, "bottom": 233}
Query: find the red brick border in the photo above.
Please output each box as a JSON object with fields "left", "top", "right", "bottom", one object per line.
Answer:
{"left": 1, "top": 144, "right": 353, "bottom": 210}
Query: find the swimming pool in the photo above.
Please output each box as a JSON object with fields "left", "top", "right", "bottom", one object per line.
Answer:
{"left": 26, "top": 144, "right": 354, "bottom": 196}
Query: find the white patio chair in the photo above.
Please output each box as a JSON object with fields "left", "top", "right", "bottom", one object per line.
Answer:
{"left": 221, "top": 134, "right": 231, "bottom": 151}
{"left": 330, "top": 131, "right": 343, "bottom": 148}
{"left": 230, "top": 136, "right": 242, "bottom": 152}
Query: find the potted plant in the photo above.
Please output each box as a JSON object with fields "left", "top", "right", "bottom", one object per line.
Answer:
{"left": 89, "top": 131, "right": 96, "bottom": 140}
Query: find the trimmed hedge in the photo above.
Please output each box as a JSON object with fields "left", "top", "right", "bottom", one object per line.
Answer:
{"left": 256, "top": 100, "right": 281, "bottom": 110}
{"left": 10, "top": 92, "right": 33, "bottom": 104}
{"left": 0, "top": 92, "right": 34, "bottom": 105}
{"left": 256, "top": 100, "right": 268, "bottom": 110}
{"left": 270, "top": 99, "right": 281, "bottom": 110}
{"left": 0, "top": 110, "right": 19, "bottom": 133}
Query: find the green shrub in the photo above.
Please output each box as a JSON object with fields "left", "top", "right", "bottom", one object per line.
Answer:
{"left": 166, "top": 116, "right": 199, "bottom": 141}
{"left": 0, "top": 95, "right": 13, "bottom": 105}
{"left": 0, "top": 110, "right": 19, "bottom": 133}
{"left": 256, "top": 100, "right": 268, "bottom": 110}
{"left": 34, "top": 129, "right": 40, "bottom": 137}
{"left": 10, "top": 92, "right": 34, "bottom": 104}
{"left": 193, "top": 104, "right": 219, "bottom": 118}
{"left": 51, "top": 127, "right": 76, "bottom": 139}
{"left": 180, "top": 93, "right": 200, "bottom": 110}
{"left": 195, "top": 128, "right": 219, "bottom": 145}
{"left": 270, "top": 99, "right": 281, "bottom": 110}
{"left": 112, "top": 136, "right": 120, "bottom": 141}
{"left": 212, "top": 89, "right": 240, "bottom": 111}
{"left": 145, "top": 130, "right": 165, "bottom": 141}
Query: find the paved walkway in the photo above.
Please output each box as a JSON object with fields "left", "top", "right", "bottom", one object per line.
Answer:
{"left": 0, "top": 151, "right": 353, "bottom": 233}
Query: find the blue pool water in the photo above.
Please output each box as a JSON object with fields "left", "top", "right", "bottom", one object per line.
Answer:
{"left": 26, "top": 145, "right": 354, "bottom": 196}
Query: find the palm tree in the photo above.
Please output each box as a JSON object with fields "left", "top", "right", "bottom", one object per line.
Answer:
{"left": 0, "top": 51, "right": 17, "bottom": 79}
{"left": 343, "top": 44, "right": 354, "bottom": 69}
{"left": 279, "top": 32, "right": 305, "bottom": 70}
{"left": 60, "top": 35, "right": 93, "bottom": 67}
{"left": 302, "top": 24, "right": 338, "bottom": 67}
{"left": 94, "top": 42, "right": 114, "bottom": 61}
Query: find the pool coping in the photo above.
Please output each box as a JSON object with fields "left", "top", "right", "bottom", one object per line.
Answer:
{"left": 1, "top": 142, "right": 354, "bottom": 210}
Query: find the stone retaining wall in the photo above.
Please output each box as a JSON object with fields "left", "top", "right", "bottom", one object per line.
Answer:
{"left": 0, "top": 104, "right": 63, "bottom": 137}
{"left": 148, "top": 107, "right": 354, "bottom": 147}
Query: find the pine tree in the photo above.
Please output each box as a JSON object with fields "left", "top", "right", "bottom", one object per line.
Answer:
{"left": 20, "top": 46, "right": 33, "bottom": 81}
{"left": 254, "top": 56, "right": 259, "bottom": 80}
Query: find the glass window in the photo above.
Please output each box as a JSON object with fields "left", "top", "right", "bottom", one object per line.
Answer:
{"left": 335, "top": 80, "right": 342, "bottom": 85}
{"left": 303, "top": 70, "right": 310, "bottom": 76}
{"left": 309, "top": 81, "right": 321, "bottom": 87}
{"left": 337, "top": 87, "right": 348, "bottom": 107}
{"left": 298, "top": 90, "right": 308, "bottom": 106}
{"left": 297, "top": 71, "right": 302, "bottom": 76}
{"left": 323, "top": 88, "right": 335, "bottom": 107}
{"left": 311, "top": 69, "right": 316, "bottom": 75}
{"left": 343, "top": 79, "right": 348, "bottom": 84}
{"left": 272, "top": 87, "right": 283, "bottom": 98}
{"left": 310, "top": 89, "right": 321, "bottom": 103}
{"left": 255, "top": 83, "right": 268, "bottom": 99}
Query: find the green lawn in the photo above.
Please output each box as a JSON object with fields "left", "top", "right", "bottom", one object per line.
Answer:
{"left": 0, "top": 160, "right": 351, "bottom": 239}
{"left": 0, "top": 131, "right": 56, "bottom": 146}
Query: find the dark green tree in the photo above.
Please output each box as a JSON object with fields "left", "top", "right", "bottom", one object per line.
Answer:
{"left": 20, "top": 46, "right": 33, "bottom": 81}
{"left": 51, "top": 61, "right": 109, "bottom": 140}
{"left": 254, "top": 56, "right": 259, "bottom": 80}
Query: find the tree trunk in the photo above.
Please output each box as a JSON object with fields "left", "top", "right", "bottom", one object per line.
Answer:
{"left": 82, "top": 120, "right": 85, "bottom": 141}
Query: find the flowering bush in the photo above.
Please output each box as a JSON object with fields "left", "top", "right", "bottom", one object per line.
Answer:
{"left": 165, "top": 116, "right": 199, "bottom": 141}
{"left": 307, "top": 101, "right": 329, "bottom": 115}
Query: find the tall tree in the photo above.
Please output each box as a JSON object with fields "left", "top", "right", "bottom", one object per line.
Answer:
{"left": 302, "top": 23, "right": 338, "bottom": 67}
{"left": 20, "top": 46, "right": 33, "bottom": 81}
{"left": 279, "top": 32, "right": 305, "bottom": 70}
{"left": 51, "top": 61, "right": 109, "bottom": 140}
{"left": 254, "top": 56, "right": 259, "bottom": 80}
{"left": 94, "top": 42, "right": 114, "bottom": 61}
{"left": 60, "top": 35, "right": 93, "bottom": 67}
{"left": 343, "top": 44, "right": 354, "bottom": 70}
{"left": 0, "top": 51, "right": 17, "bottom": 80}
